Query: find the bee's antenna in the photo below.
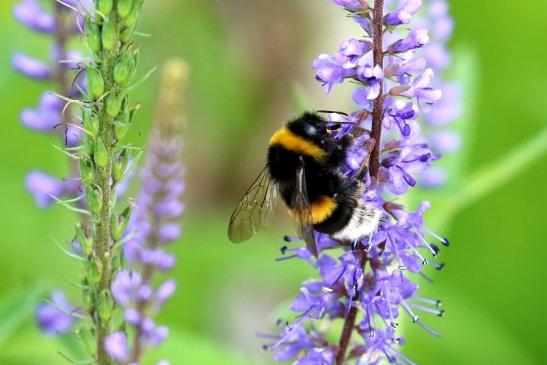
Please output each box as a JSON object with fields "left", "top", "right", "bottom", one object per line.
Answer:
{"left": 316, "top": 110, "right": 349, "bottom": 116}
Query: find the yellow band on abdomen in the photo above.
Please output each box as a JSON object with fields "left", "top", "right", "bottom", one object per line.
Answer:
{"left": 289, "top": 195, "right": 337, "bottom": 225}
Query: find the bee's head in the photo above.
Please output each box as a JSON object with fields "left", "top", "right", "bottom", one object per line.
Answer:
{"left": 286, "top": 112, "right": 328, "bottom": 144}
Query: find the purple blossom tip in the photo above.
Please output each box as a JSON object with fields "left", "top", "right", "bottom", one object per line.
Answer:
{"left": 12, "top": 53, "right": 51, "bottom": 80}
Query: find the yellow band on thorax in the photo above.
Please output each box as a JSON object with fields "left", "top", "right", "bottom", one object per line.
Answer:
{"left": 270, "top": 128, "right": 327, "bottom": 162}
{"left": 289, "top": 195, "right": 337, "bottom": 225}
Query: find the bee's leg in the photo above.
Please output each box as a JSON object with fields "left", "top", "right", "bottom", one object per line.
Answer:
{"left": 356, "top": 138, "right": 376, "bottom": 180}
{"left": 327, "top": 134, "right": 353, "bottom": 169}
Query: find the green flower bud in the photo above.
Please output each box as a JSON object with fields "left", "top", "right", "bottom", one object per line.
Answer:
{"left": 119, "top": 26, "right": 135, "bottom": 44}
{"left": 86, "top": 185, "right": 103, "bottom": 215}
{"left": 80, "top": 156, "right": 95, "bottom": 185}
{"left": 82, "top": 285, "right": 94, "bottom": 313}
{"left": 113, "top": 54, "right": 134, "bottom": 86}
{"left": 97, "top": 290, "right": 114, "bottom": 321}
{"left": 85, "top": 17, "right": 102, "bottom": 53}
{"left": 110, "top": 206, "right": 131, "bottom": 241}
{"left": 114, "top": 120, "right": 130, "bottom": 141}
{"left": 101, "top": 18, "right": 117, "bottom": 51}
{"left": 106, "top": 92, "right": 123, "bottom": 118}
{"left": 98, "top": 0, "right": 113, "bottom": 16}
{"left": 76, "top": 223, "right": 94, "bottom": 255}
{"left": 82, "top": 109, "right": 100, "bottom": 136}
{"left": 93, "top": 137, "right": 109, "bottom": 168}
{"left": 113, "top": 148, "right": 129, "bottom": 183}
{"left": 86, "top": 67, "right": 104, "bottom": 100}
{"left": 122, "top": 5, "right": 140, "bottom": 29}
{"left": 117, "top": 0, "right": 133, "bottom": 18}
{"left": 77, "top": 327, "right": 95, "bottom": 356}
{"left": 88, "top": 259, "right": 102, "bottom": 285}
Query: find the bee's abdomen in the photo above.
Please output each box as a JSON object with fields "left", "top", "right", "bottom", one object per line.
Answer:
{"left": 313, "top": 199, "right": 357, "bottom": 235}
{"left": 289, "top": 195, "right": 338, "bottom": 225}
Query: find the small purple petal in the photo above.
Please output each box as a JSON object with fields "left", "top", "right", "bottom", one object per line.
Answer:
{"left": 13, "top": 0, "right": 55, "bottom": 33}
{"left": 12, "top": 53, "right": 51, "bottom": 80}
{"left": 104, "top": 331, "right": 129, "bottom": 362}
{"left": 35, "top": 290, "right": 76, "bottom": 335}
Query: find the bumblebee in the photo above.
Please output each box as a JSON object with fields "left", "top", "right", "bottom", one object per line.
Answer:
{"left": 228, "top": 112, "right": 381, "bottom": 256}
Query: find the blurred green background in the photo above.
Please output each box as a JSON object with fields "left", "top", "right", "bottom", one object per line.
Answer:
{"left": 0, "top": 0, "right": 546, "bottom": 364}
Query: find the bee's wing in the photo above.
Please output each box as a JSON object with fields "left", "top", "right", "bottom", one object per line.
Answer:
{"left": 292, "top": 162, "right": 318, "bottom": 257}
{"left": 228, "top": 166, "right": 277, "bottom": 243}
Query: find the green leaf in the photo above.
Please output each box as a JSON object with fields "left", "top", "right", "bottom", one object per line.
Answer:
{"left": 0, "top": 285, "right": 46, "bottom": 349}
{"left": 146, "top": 328, "right": 262, "bottom": 365}
{"left": 432, "top": 123, "right": 547, "bottom": 228}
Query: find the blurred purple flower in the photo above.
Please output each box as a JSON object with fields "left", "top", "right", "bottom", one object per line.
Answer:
{"left": 36, "top": 290, "right": 77, "bottom": 335}
{"left": 104, "top": 331, "right": 129, "bottom": 362}
{"left": 12, "top": 53, "right": 51, "bottom": 80}
{"left": 13, "top": 0, "right": 55, "bottom": 33}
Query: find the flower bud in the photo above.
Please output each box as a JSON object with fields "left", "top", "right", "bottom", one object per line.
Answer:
{"left": 122, "top": 6, "right": 139, "bottom": 29}
{"left": 101, "top": 18, "right": 117, "bottom": 52}
{"left": 98, "top": 290, "right": 114, "bottom": 321}
{"left": 113, "top": 54, "right": 134, "bottom": 86}
{"left": 80, "top": 156, "right": 96, "bottom": 185}
{"left": 98, "top": 0, "right": 113, "bottom": 16}
{"left": 114, "top": 120, "right": 130, "bottom": 141}
{"left": 77, "top": 327, "right": 95, "bottom": 356}
{"left": 83, "top": 109, "right": 100, "bottom": 136}
{"left": 93, "top": 137, "right": 109, "bottom": 168}
{"left": 110, "top": 206, "right": 131, "bottom": 241}
{"left": 106, "top": 92, "right": 123, "bottom": 118}
{"left": 85, "top": 17, "right": 102, "bottom": 53}
{"left": 76, "top": 223, "right": 94, "bottom": 255}
{"left": 113, "top": 148, "right": 129, "bottom": 183}
{"left": 86, "top": 67, "right": 104, "bottom": 100}
{"left": 119, "top": 26, "right": 135, "bottom": 44}
{"left": 117, "top": 0, "right": 133, "bottom": 18}
{"left": 86, "top": 185, "right": 103, "bottom": 215}
{"left": 88, "top": 259, "right": 102, "bottom": 285}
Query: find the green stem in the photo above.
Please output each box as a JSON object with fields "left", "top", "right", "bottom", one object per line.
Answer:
{"left": 96, "top": 65, "right": 115, "bottom": 365}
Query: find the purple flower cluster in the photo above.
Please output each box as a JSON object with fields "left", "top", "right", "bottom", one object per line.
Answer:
{"left": 107, "top": 60, "right": 188, "bottom": 364}
{"left": 12, "top": 0, "right": 89, "bottom": 208}
{"left": 269, "top": 1, "right": 450, "bottom": 364}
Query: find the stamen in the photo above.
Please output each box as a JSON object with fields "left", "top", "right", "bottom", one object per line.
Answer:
{"left": 412, "top": 296, "right": 443, "bottom": 307}
{"left": 425, "top": 227, "right": 450, "bottom": 246}
{"left": 283, "top": 235, "right": 301, "bottom": 242}
{"left": 417, "top": 233, "right": 439, "bottom": 257}
{"left": 415, "top": 319, "right": 441, "bottom": 337}
{"left": 275, "top": 255, "right": 297, "bottom": 262}
{"left": 407, "top": 302, "right": 444, "bottom": 317}
{"left": 418, "top": 272, "right": 433, "bottom": 284}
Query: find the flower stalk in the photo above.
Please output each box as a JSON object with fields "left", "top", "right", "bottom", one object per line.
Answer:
{"left": 78, "top": 1, "right": 144, "bottom": 363}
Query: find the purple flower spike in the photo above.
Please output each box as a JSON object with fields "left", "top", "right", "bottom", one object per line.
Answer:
{"left": 36, "top": 290, "right": 77, "bottom": 336}
{"left": 268, "top": 2, "right": 453, "bottom": 364}
{"left": 12, "top": 53, "right": 51, "bottom": 80}
{"left": 116, "top": 60, "right": 189, "bottom": 363}
{"left": 104, "top": 331, "right": 129, "bottom": 362}
{"left": 13, "top": 0, "right": 55, "bottom": 33}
